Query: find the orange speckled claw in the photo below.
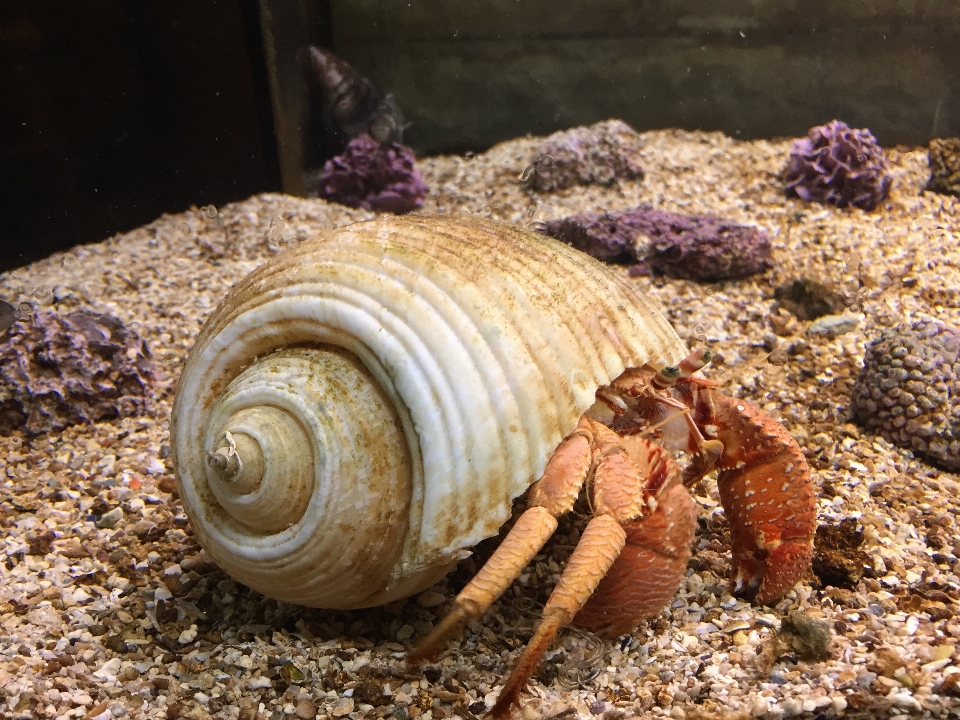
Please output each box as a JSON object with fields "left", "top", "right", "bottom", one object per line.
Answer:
{"left": 712, "top": 395, "right": 817, "bottom": 604}
{"left": 750, "top": 537, "right": 815, "bottom": 605}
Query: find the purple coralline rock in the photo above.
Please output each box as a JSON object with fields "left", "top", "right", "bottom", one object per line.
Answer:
{"left": 0, "top": 309, "right": 156, "bottom": 435}
{"left": 782, "top": 120, "right": 892, "bottom": 211}
{"left": 318, "top": 133, "right": 428, "bottom": 214}
{"left": 851, "top": 319, "right": 960, "bottom": 470}
{"left": 543, "top": 206, "right": 774, "bottom": 281}
{"left": 524, "top": 119, "right": 645, "bottom": 192}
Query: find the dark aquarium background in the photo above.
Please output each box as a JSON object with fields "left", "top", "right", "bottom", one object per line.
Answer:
{"left": 2, "top": 0, "right": 958, "bottom": 270}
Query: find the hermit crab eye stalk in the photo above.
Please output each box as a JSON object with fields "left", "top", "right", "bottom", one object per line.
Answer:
{"left": 652, "top": 364, "right": 681, "bottom": 389}
{"left": 655, "top": 347, "right": 715, "bottom": 388}
{"left": 679, "top": 348, "right": 713, "bottom": 377}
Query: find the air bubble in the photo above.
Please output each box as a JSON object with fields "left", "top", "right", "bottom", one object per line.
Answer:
{"left": 265, "top": 217, "right": 291, "bottom": 249}
{"left": 179, "top": 222, "right": 192, "bottom": 235}
{"left": 537, "top": 153, "right": 555, "bottom": 169}
{"left": 518, "top": 163, "right": 536, "bottom": 182}
{"left": 203, "top": 204, "right": 218, "bottom": 219}
{"left": 464, "top": 151, "right": 476, "bottom": 160}
{"left": 60, "top": 254, "right": 78, "bottom": 269}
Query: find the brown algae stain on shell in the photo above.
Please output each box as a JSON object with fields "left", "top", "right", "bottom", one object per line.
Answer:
{"left": 171, "top": 214, "right": 688, "bottom": 608}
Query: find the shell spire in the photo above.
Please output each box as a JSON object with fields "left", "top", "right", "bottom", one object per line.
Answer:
{"left": 309, "top": 46, "right": 408, "bottom": 143}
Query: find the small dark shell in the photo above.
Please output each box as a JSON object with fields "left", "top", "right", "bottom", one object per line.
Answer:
{"left": 309, "top": 46, "right": 407, "bottom": 144}
{"left": 926, "top": 137, "right": 960, "bottom": 198}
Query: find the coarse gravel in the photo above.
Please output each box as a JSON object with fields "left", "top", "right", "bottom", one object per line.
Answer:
{"left": 1, "top": 126, "right": 959, "bottom": 720}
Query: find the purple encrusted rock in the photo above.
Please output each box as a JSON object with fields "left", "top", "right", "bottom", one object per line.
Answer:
{"left": 318, "top": 133, "right": 428, "bottom": 214}
{"left": 524, "top": 119, "right": 645, "bottom": 192}
{"left": 542, "top": 206, "right": 774, "bottom": 282}
{"left": 0, "top": 309, "right": 156, "bottom": 435}
{"left": 782, "top": 120, "right": 892, "bottom": 211}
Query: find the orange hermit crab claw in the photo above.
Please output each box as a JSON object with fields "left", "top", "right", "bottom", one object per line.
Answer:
{"left": 730, "top": 534, "right": 816, "bottom": 605}
{"left": 712, "top": 395, "right": 817, "bottom": 605}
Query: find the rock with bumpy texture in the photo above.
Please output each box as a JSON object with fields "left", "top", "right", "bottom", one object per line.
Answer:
{"left": 851, "top": 319, "right": 960, "bottom": 470}
{"left": 926, "top": 137, "right": 960, "bottom": 198}
{"left": 0, "top": 309, "right": 156, "bottom": 435}
{"left": 782, "top": 120, "right": 891, "bottom": 211}
{"left": 318, "top": 133, "right": 428, "bottom": 214}
{"left": 543, "top": 206, "right": 773, "bottom": 282}
{"left": 524, "top": 119, "right": 645, "bottom": 192}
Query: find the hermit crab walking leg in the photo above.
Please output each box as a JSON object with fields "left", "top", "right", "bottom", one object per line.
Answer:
{"left": 408, "top": 417, "right": 598, "bottom": 662}
{"left": 410, "top": 415, "right": 668, "bottom": 715}
{"left": 490, "top": 515, "right": 626, "bottom": 716}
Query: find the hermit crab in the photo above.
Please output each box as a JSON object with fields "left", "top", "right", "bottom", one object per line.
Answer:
{"left": 170, "top": 215, "right": 816, "bottom": 714}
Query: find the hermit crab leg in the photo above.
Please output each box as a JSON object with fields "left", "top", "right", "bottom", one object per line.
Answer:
{"left": 406, "top": 506, "right": 559, "bottom": 663}
{"left": 490, "top": 515, "right": 626, "bottom": 717}
{"left": 408, "top": 417, "right": 596, "bottom": 663}
{"left": 492, "top": 419, "right": 653, "bottom": 716}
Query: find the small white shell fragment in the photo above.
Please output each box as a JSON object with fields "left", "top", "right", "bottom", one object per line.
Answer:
{"left": 905, "top": 614, "right": 919, "bottom": 635}
{"left": 806, "top": 312, "right": 864, "bottom": 337}
{"left": 145, "top": 457, "right": 166, "bottom": 475}
{"left": 93, "top": 657, "right": 123, "bottom": 681}
{"left": 887, "top": 691, "right": 922, "bottom": 711}
{"left": 177, "top": 624, "right": 198, "bottom": 644}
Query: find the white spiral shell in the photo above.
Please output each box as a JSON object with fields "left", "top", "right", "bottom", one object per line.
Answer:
{"left": 170, "top": 215, "right": 688, "bottom": 608}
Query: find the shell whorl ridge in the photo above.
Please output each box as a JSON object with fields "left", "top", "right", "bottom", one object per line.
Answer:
{"left": 170, "top": 215, "right": 687, "bottom": 608}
